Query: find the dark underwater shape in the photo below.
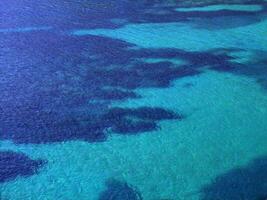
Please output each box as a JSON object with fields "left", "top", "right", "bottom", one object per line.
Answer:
{"left": 1, "top": 30, "right": 266, "bottom": 145}
{"left": 102, "top": 107, "right": 182, "bottom": 122}
{"left": 0, "top": 151, "right": 45, "bottom": 183}
{"left": 102, "top": 107, "right": 183, "bottom": 134}
{"left": 208, "top": 49, "right": 267, "bottom": 90}
{"left": 0, "top": 32, "right": 193, "bottom": 144}
{"left": 98, "top": 179, "right": 142, "bottom": 200}
{"left": 95, "top": 89, "right": 139, "bottom": 100}
{"left": 201, "top": 156, "right": 267, "bottom": 200}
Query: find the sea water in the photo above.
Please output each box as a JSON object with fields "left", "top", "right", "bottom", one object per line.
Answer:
{"left": 1, "top": 1, "right": 267, "bottom": 200}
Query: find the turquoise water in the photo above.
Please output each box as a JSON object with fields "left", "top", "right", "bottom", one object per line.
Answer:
{"left": 1, "top": 1, "right": 267, "bottom": 200}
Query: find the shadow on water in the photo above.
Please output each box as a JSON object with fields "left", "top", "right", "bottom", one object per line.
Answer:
{"left": 201, "top": 156, "right": 267, "bottom": 200}
{"left": 0, "top": 151, "right": 45, "bottom": 183}
{"left": 98, "top": 179, "right": 142, "bottom": 200}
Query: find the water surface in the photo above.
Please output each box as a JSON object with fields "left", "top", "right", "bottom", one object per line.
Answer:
{"left": 1, "top": 1, "right": 267, "bottom": 199}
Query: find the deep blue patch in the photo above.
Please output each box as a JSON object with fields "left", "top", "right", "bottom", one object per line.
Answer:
{"left": 0, "top": 151, "right": 45, "bottom": 183}
{"left": 98, "top": 179, "right": 142, "bottom": 200}
{"left": 1, "top": 30, "right": 263, "bottom": 144}
{"left": 1, "top": 29, "right": 266, "bottom": 145}
{"left": 102, "top": 107, "right": 182, "bottom": 134}
{"left": 1, "top": 33, "right": 195, "bottom": 144}
{"left": 208, "top": 49, "right": 267, "bottom": 90}
{"left": 201, "top": 156, "right": 267, "bottom": 200}
{"left": 95, "top": 89, "right": 139, "bottom": 100}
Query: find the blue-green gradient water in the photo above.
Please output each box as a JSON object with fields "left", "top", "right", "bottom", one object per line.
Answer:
{"left": 1, "top": 1, "right": 267, "bottom": 199}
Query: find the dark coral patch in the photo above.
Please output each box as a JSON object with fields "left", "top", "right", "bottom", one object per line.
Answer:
{"left": 0, "top": 151, "right": 45, "bottom": 183}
